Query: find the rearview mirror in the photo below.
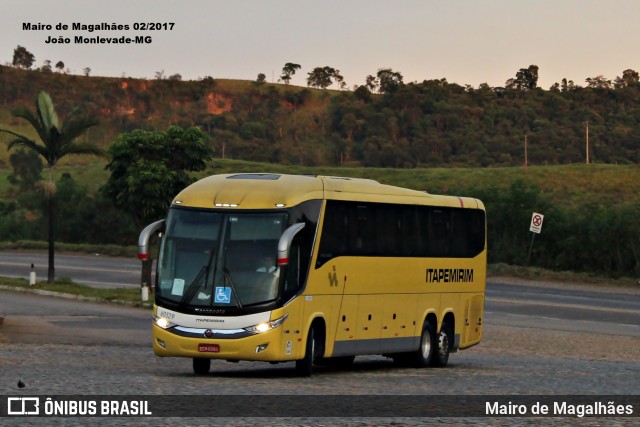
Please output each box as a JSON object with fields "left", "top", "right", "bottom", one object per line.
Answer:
{"left": 138, "top": 219, "right": 165, "bottom": 261}
{"left": 277, "top": 223, "right": 305, "bottom": 266}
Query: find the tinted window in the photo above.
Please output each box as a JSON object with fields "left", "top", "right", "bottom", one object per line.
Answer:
{"left": 316, "top": 200, "right": 485, "bottom": 267}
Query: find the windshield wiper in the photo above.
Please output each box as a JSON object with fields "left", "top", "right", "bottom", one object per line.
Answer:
{"left": 180, "top": 265, "right": 208, "bottom": 305}
{"left": 181, "top": 247, "right": 218, "bottom": 305}
{"left": 222, "top": 267, "right": 243, "bottom": 309}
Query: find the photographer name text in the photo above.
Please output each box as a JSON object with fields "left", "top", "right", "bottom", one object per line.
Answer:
{"left": 22, "top": 22, "right": 175, "bottom": 44}
{"left": 487, "top": 400, "right": 634, "bottom": 418}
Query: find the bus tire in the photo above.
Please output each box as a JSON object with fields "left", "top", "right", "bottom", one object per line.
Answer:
{"left": 432, "top": 322, "right": 452, "bottom": 368}
{"left": 412, "top": 321, "right": 437, "bottom": 368}
{"left": 193, "top": 358, "right": 211, "bottom": 375}
{"left": 295, "top": 327, "right": 318, "bottom": 376}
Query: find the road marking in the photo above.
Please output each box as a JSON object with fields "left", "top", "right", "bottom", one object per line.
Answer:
{"left": 492, "top": 311, "right": 640, "bottom": 331}
{"left": 0, "top": 273, "right": 136, "bottom": 288}
{"left": 488, "top": 296, "right": 640, "bottom": 315}
{"left": 0, "top": 261, "right": 137, "bottom": 274}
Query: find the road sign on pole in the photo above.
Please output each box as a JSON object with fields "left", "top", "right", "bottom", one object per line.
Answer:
{"left": 526, "top": 212, "right": 544, "bottom": 266}
{"left": 529, "top": 212, "right": 544, "bottom": 234}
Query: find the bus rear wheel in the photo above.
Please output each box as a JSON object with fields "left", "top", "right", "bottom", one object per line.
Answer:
{"left": 193, "top": 358, "right": 211, "bottom": 375}
{"left": 411, "top": 322, "right": 437, "bottom": 368}
{"left": 432, "top": 323, "right": 452, "bottom": 368}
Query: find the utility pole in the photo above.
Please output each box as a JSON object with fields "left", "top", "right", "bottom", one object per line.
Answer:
{"left": 585, "top": 121, "right": 589, "bottom": 164}
{"left": 524, "top": 133, "right": 528, "bottom": 174}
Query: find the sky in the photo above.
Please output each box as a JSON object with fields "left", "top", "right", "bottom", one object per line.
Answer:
{"left": 2, "top": 0, "right": 640, "bottom": 90}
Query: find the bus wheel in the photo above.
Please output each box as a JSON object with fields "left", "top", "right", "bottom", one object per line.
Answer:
{"left": 432, "top": 323, "right": 451, "bottom": 368}
{"left": 193, "top": 358, "right": 211, "bottom": 375}
{"left": 295, "top": 327, "right": 317, "bottom": 376}
{"left": 412, "top": 322, "right": 437, "bottom": 368}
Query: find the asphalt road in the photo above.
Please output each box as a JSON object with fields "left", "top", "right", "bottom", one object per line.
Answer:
{"left": 0, "top": 290, "right": 149, "bottom": 346}
{"left": 0, "top": 251, "right": 140, "bottom": 288}
{"left": 486, "top": 280, "right": 640, "bottom": 337}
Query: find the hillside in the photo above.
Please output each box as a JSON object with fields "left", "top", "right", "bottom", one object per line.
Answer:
{"left": 0, "top": 65, "right": 333, "bottom": 167}
{"left": 1, "top": 65, "right": 640, "bottom": 169}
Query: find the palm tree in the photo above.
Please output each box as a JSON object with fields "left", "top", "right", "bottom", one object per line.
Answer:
{"left": 0, "top": 91, "right": 103, "bottom": 283}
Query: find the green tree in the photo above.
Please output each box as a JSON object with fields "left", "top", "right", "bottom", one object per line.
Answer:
{"left": 40, "top": 60, "right": 52, "bottom": 73}
{"left": 560, "top": 77, "right": 578, "bottom": 92}
{"left": 281, "top": 63, "right": 301, "bottom": 85}
{"left": 365, "top": 75, "right": 378, "bottom": 92}
{"left": 7, "top": 148, "right": 43, "bottom": 192}
{"left": 506, "top": 65, "right": 539, "bottom": 91}
{"left": 613, "top": 69, "right": 639, "bottom": 88}
{"left": 333, "top": 69, "right": 345, "bottom": 90}
{"left": 585, "top": 75, "right": 611, "bottom": 89}
{"left": 255, "top": 73, "right": 267, "bottom": 86}
{"left": 0, "top": 91, "right": 102, "bottom": 283}
{"left": 12, "top": 45, "right": 35, "bottom": 69}
{"left": 103, "top": 125, "right": 213, "bottom": 227}
{"left": 376, "top": 68, "right": 403, "bottom": 93}
{"left": 307, "top": 66, "right": 336, "bottom": 89}
{"left": 353, "top": 85, "right": 372, "bottom": 102}
{"left": 283, "top": 88, "right": 311, "bottom": 112}
{"left": 7, "top": 149, "right": 44, "bottom": 216}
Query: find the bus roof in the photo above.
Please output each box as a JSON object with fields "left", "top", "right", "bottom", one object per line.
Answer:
{"left": 172, "top": 173, "right": 483, "bottom": 210}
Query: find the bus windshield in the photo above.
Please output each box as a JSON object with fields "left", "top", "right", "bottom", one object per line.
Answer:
{"left": 157, "top": 208, "right": 288, "bottom": 308}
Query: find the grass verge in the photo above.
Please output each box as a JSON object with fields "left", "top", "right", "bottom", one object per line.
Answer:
{"left": 0, "top": 241, "right": 137, "bottom": 257}
{"left": 488, "top": 263, "right": 639, "bottom": 288}
{"left": 0, "top": 276, "right": 151, "bottom": 308}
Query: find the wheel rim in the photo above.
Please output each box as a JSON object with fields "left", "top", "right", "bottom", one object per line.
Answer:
{"left": 421, "top": 330, "right": 431, "bottom": 358}
{"left": 310, "top": 332, "right": 316, "bottom": 362}
{"left": 439, "top": 331, "right": 449, "bottom": 357}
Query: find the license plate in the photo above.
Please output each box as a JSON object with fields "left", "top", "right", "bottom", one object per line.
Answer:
{"left": 198, "top": 343, "right": 220, "bottom": 353}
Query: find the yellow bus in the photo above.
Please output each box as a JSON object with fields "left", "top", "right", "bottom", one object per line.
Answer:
{"left": 138, "top": 173, "right": 486, "bottom": 376}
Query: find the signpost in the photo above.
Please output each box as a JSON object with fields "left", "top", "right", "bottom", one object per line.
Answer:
{"left": 526, "top": 212, "right": 544, "bottom": 266}
{"left": 529, "top": 212, "right": 544, "bottom": 234}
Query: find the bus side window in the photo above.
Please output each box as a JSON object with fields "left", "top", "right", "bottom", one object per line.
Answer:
{"left": 317, "top": 202, "right": 348, "bottom": 266}
{"left": 353, "top": 205, "right": 369, "bottom": 253}
{"left": 430, "top": 209, "right": 451, "bottom": 257}
{"left": 470, "top": 210, "right": 487, "bottom": 254}
{"left": 375, "top": 203, "right": 398, "bottom": 256}
{"left": 450, "top": 210, "right": 467, "bottom": 257}
{"left": 401, "top": 206, "right": 423, "bottom": 257}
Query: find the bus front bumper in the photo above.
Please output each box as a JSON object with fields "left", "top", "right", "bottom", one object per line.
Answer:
{"left": 152, "top": 323, "right": 289, "bottom": 362}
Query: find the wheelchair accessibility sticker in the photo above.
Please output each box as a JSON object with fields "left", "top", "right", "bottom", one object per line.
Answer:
{"left": 214, "top": 287, "right": 232, "bottom": 303}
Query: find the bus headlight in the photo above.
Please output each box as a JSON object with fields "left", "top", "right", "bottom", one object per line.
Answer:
{"left": 154, "top": 316, "right": 175, "bottom": 329}
{"left": 244, "top": 313, "right": 288, "bottom": 334}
